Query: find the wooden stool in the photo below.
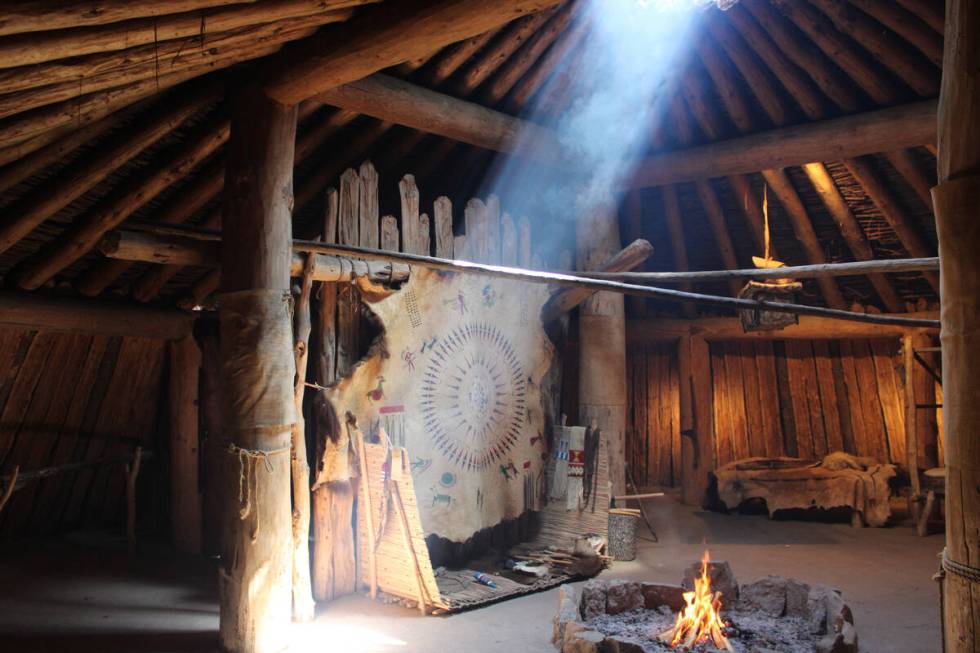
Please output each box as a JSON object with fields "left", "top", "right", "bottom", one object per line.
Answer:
{"left": 916, "top": 467, "right": 946, "bottom": 537}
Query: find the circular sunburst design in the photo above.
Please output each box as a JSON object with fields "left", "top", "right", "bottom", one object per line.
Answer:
{"left": 420, "top": 322, "right": 526, "bottom": 470}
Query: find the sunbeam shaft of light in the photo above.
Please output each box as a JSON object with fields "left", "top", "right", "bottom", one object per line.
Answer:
{"left": 477, "top": 0, "right": 721, "bottom": 261}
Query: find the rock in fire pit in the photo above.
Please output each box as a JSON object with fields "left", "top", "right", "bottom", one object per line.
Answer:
{"left": 552, "top": 558, "right": 857, "bottom": 653}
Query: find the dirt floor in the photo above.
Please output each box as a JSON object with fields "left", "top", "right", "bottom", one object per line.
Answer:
{"left": 0, "top": 500, "right": 943, "bottom": 653}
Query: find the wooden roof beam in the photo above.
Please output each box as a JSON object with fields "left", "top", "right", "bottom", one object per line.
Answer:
{"left": 261, "top": 0, "right": 562, "bottom": 107}
{"left": 482, "top": 3, "right": 575, "bottom": 105}
{"left": 722, "top": 5, "right": 906, "bottom": 310}
{"left": 762, "top": 169, "right": 848, "bottom": 309}
{"left": 0, "top": 1, "right": 260, "bottom": 37}
{"left": 630, "top": 100, "right": 936, "bottom": 188}
{"left": 770, "top": 0, "right": 902, "bottom": 105}
{"left": 0, "top": 16, "right": 344, "bottom": 116}
{"left": 808, "top": 0, "right": 939, "bottom": 97}
{"left": 0, "top": 0, "right": 373, "bottom": 68}
{"left": 11, "top": 115, "right": 230, "bottom": 290}
{"left": 685, "top": 37, "right": 846, "bottom": 309}
{"left": 843, "top": 156, "right": 940, "bottom": 293}
{"left": 894, "top": 0, "right": 945, "bottom": 35}
{"left": 853, "top": 0, "right": 944, "bottom": 66}
{"left": 738, "top": 0, "right": 863, "bottom": 113}
{"left": 506, "top": 12, "right": 588, "bottom": 112}
{"left": 315, "top": 73, "right": 562, "bottom": 160}
{"left": 0, "top": 82, "right": 221, "bottom": 256}
{"left": 451, "top": 9, "right": 555, "bottom": 96}
{"left": 0, "top": 105, "right": 125, "bottom": 195}
{"left": 800, "top": 162, "right": 904, "bottom": 312}
{"left": 670, "top": 87, "right": 744, "bottom": 298}
{"left": 79, "top": 108, "right": 360, "bottom": 298}
{"left": 0, "top": 291, "right": 193, "bottom": 340}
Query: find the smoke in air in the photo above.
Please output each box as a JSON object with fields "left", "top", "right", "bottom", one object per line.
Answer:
{"left": 476, "top": 0, "right": 724, "bottom": 261}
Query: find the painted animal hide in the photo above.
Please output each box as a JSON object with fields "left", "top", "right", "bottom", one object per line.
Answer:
{"left": 328, "top": 267, "right": 554, "bottom": 542}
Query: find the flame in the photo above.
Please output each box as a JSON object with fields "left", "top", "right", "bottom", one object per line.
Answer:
{"left": 657, "top": 551, "right": 733, "bottom": 651}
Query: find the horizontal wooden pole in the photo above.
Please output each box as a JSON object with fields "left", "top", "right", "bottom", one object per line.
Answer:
{"left": 317, "top": 73, "right": 562, "bottom": 159}
{"left": 0, "top": 291, "right": 193, "bottom": 339}
{"left": 129, "top": 223, "right": 940, "bottom": 329}
{"left": 312, "top": 73, "right": 934, "bottom": 192}
{"left": 0, "top": 0, "right": 373, "bottom": 68}
{"left": 586, "top": 257, "right": 939, "bottom": 282}
{"left": 0, "top": 1, "right": 256, "bottom": 36}
{"left": 99, "top": 229, "right": 410, "bottom": 284}
{"left": 541, "top": 238, "right": 653, "bottom": 322}
{"left": 1, "top": 451, "right": 156, "bottom": 491}
{"left": 630, "top": 100, "right": 937, "bottom": 187}
{"left": 628, "top": 313, "right": 939, "bottom": 343}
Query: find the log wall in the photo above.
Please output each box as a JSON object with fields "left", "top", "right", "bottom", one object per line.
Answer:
{"left": 0, "top": 326, "right": 166, "bottom": 537}
{"left": 627, "top": 336, "right": 941, "bottom": 488}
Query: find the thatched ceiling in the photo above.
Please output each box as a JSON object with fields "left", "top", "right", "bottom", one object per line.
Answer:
{"left": 0, "top": 0, "right": 943, "bottom": 315}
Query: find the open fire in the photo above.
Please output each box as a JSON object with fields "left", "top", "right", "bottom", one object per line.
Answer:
{"left": 656, "top": 551, "right": 733, "bottom": 651}
{"left": 553, "top": 555, "right": 860, "bottom": 653}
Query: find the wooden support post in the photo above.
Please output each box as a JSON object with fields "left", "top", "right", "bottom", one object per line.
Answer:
{"left": 169, "top": 335, "right": 202, "bottom": 554}
{"left": 125, "top": 447, "right": 142, "bottom": 552}
{"left": 934, "top": 1, "right": 980, "bottom": 649}
{"left": 679, "top": 335, "right": 713, "bottom": 506}
{"left": 200, "top": 327, "right": 228, "bottom": 558}
{"left": 912, "top": 333, "right": 940, "bottom": 468}
{"left": 903, "top": 335, "right": 922, "bottom": 517}
{"left": 311, "top": 188, "right": 357, "bottom": 603}
{"left": 290, "top": 253, "right": 317, "bottom": 622}
{"left": 217, "top": 87, "right": 296, "bottom": 653}
{"left": 577, "top": 199, "right": 627, "bottom": 496}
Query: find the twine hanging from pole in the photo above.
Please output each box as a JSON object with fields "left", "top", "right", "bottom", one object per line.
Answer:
{"left": 228, "top": 443, "right": 290, "bottom": 544}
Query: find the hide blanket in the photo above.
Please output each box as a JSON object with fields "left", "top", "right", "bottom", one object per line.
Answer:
{"left": 328, "top": 267, "right": 554, "bottom": 542}
{"left": 713, "top": 453, "right": 897, "bottom": 527}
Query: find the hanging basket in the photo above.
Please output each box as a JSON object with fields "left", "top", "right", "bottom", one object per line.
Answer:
{"left": 737, "top": 279, "right": 803, "bottom": 332}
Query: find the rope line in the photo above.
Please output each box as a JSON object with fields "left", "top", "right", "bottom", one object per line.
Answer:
{"left": 942, "top": 547, "right": 980, "bottom": 583}
{"left": 227, "top": 443, "right": 289, "bottom": 543}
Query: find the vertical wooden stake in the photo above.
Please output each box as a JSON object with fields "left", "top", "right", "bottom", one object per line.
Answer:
{"left": 290, "top": 253, "right": 317, "bottom": 622}
{"left": 169, "top": 335, "right": 202, "bottom": 554}
{"left": 903, "top": 334, "right": 921, "bottom": 518}
{"left": 125, "top": 447, "right": 142, "bottom": 552}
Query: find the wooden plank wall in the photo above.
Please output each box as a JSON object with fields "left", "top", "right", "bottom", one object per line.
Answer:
{"left": 626, "top": 342, "right": 680, "bottom": 488}
{"left": 627, "top": 337, "right": 941, "bottom": 487}
{"left": 709, "top": 338, "right": 909, "bottom": 466}
{"left": 0, "top": 326, "right": 166, "bottom": 538}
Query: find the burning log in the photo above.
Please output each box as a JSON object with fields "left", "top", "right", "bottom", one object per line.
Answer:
{"left": 656, "top": 551, "right": 733, "bottom": 651}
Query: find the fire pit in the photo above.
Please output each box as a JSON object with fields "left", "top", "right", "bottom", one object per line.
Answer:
{"left": 552, "top": 554, "right": 858, "bottom": 653}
